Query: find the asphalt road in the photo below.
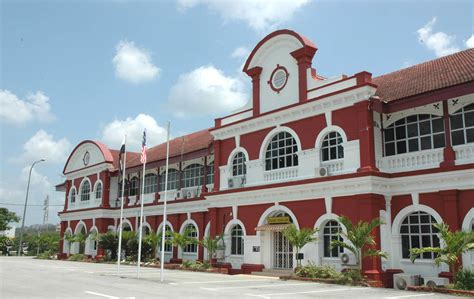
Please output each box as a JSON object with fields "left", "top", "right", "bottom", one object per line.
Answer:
{"left": 0, "top": 257, "right": 464, "bottom": 298}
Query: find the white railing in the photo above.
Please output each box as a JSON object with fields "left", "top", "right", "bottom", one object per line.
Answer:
{"left": 206, "top": 183, "right": 214, "bottom": 192}
{"left": 454, "top": 143, "right": 474, "bottom": 165}
{"left": 264, "top": 167, "right": 299, "bottom": 182}
{"left": 180, "top": 186, "right": 202, "bottom": 199}
{"left": 159, "top": 189, "right": 178, "bottom": 202}
{"left": 321, "top": 159, "right": 344, "bottom": 175}
{"left": 377, "top": 148, "right": 444, "bottom": 173}
{"left": 68, "top": 197, "right": 100, "bottom": 210}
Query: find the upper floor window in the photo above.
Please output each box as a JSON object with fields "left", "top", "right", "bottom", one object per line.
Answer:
{"left": 323, "top": 220, "right": 343, "bottom": 258}
{"left": 70, "top": 187, "right": 76, "bottom": 203}
{"left": 384, "top": 114, "right": 445, "bottom": 156}
{"left": 129, "top": 177, "right": 139, "bottom": 196}
{"left": 95, "top": 182, "right": 102, "bottom": 199}
{"left": 159, "top": 169, "right": 179, "bottom": 191}
{"left": 206, "top": 162, "right": 214, "bottom": 185}
{"left": 450, "top": 103, "right": 474, "bottom": 146}
{"left": 183, "top": 164, "right": 203, "bottom": 188}
{"left": 231, "top": 224, "right": 244, "bottom": 255}
{"left": 80, "top": 180, "right": 90, "bottom": 201}
{"left": 232, "top": 152, "right": 246, "bottom": 176}
{"left": 400, "top": 211, "right": 440, "bottom": 259}
{"left": 321, "top": 132, "right": 344, "bottom": 161}
{"left": 183, "top": 224, "right": 198, "bottom": 253}
{"left": 144, "top": 173, "right": 157, "bottom": 194}
{"left": 118, "top": 179, "right": 129, "bottom": 197}
{"left": 265, "top": 132, "right": 298, "bottom": 171}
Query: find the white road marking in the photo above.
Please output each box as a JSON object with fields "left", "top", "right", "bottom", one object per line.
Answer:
{"left": 177, "top": 279, "right": 274, "bottom": 285}
{"left": 201, "top": 282, "right": 311, "bottom": 291}
{"left": 84, "top": 291, "right": 119, "bottom": 299}
{"left": 244, "top": 287, "right": 367, "bottom": 298}
{"left": 385, "top": 294, "right": 436, "bottom": 299}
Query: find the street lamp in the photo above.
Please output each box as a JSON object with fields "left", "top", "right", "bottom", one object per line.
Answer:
{"left": 17, "top": 159, "right": 45, "bottom": 256}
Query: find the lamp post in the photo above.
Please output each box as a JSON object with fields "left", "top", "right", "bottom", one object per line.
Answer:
{"left": 17, "top": 159, "right": 45, "bottom": 256}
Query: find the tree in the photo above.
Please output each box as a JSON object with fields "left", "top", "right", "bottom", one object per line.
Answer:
{"left": 143, "top": 231, "right": 161, "bottom": 260}
{"left": 64, "top": 233, "right": 75, "bottom": 255}
{"left": 199, "top": 235, "right": 223, "bottom": 262}
{"left": 98, "top": 232, "right": 118, "bottom": 259}
{"left": 167, "top": 228, "right": 196, "bottom": 263}
{"left": 282, "top": 224, "right": 319, "bottom": 268}
{"left": 0, "top": 208, "right": 20, "bottom": 231}
{"left": 410, "top": 222, "right": 474, "bottom": 280}
{"left": 330, "top": 216, "right": 388, "bottom": 273}
{"left": 121, "top": 231, "right": 137, "bottom": 258}
{"left": 74, "top": 232, "right": 87, "bottom": 254}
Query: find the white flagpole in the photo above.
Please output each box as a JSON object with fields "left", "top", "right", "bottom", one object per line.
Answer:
{"left": 137, "top": 131, "right": 147, "bottom": 277}
{"left": 117, "top": 134, "right": 127, "bottom": 276}
{"left": 160, "top": 121, "right": 171, "bottom": 283}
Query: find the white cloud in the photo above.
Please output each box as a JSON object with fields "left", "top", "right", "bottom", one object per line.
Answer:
{"left": 0, "top": 90, "right": 54, "bottom": 126}
{"left": 101, "top": 114, "right": 167, "bottom": 150}
{"left": 466, "top": 35, "right": 474, "bottom": 48}
{"left": 417, "top": 18, "right": 460, "bottom": 57}
{"left": 112, "top": 41, "right": 160, "bottom": 83}
{"left": 231, "top": 46, "right": 250, "bottom": 59}
{"left": 14, "top": 130, "right": 71, "bottom": 165}
{"left": 177, "top": 0, "right": 311, "bottom": 32}
{"left": 166, "top": 65, "right": 248, "bottom": 117}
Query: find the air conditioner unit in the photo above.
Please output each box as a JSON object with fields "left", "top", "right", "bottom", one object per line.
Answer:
{"left": 316, "top": 167, "right": 329, "bottom": 177}
{"left": 340, "top": 252, "right": 357, "bottom": 265}
{"left": 393, "top": 273, "right": 422, "bottom": 290}
{"left": 228, "top": 176, "right": 245, "bottom": 189}
{"left": 176, "top": 190, "right": 184, "bottom": 199}
{"left": 188, "top": 189, "right": 196, "bottom": 198}
{"left": 423, "top": 277, "right": 449, "bottom": 288}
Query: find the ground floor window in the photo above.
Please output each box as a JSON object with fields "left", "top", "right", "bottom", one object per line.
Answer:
{"left": 231, "top": 225, "right": 244, "bottom": 255}
{"left": 323, "top": 220, "right": 343, "bottom": 258}
{"left": 400, "top": 211, "right": 440, "bottom": 259}
{"left": 183, "top": 224, "right": 197, "bottom": 253}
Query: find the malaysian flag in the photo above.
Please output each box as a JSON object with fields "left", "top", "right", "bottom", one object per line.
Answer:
{"left": 119, "top": 135, "right": 126, "bottom": 174}
{"left": 140, "top": 130, "right": 147, "bottom": 164}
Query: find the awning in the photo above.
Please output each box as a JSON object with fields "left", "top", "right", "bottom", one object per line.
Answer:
{"left": 255, "top": 223, "right": 290, "bottom": 232}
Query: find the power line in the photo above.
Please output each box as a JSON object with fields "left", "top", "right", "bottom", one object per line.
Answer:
{"left": 0, "top": 202, "right": 63, "bottom": 207}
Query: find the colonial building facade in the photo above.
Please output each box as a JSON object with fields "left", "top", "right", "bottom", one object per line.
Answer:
{"left": 58, "top": 30, "right": 474, "bottom": 284}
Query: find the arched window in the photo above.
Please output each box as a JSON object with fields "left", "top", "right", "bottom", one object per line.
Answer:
{"left": 80, "top": 180, "right": 90, "bottom": 201}
{"left": 95, "top": 182, "right": 102, "bottom": 199}
{"left": 206, "top": 162, "right": 214, "bottom": 184}
{"left": 400, "top": 211, "right": 440, "bottom": 259}
{"left": 321, "top": 132, "right": 344, "bottom": 161}
{"left": 265, "top": 132, "right": 298, "bottom": 171}
{"left": 162, "top": 225, "right": 172, "bottom": 253}
{"left": 118, "top": 179, "right": 129, "bottom": 197}
{"left": 129, "top": 177, "right": 139, "bottom": 196}
{"left": 183, "top": 164, "right": 203, "bottom": 188}
{"left": 323, "top": 220, "right": 343, "bottom": 258}
{"left": 231, "top": 225, "right": 244, "bottom": 255}
{"left": 450, "top": 103, "right": 474, "bottom": 146}
{"left": 183, "top": 224, "right": 198, "bottom": 253}
{"left": 232, "top": 152, "right": 246, "bottom": 176}
{"left": 384, "top": 114, "right": 445, "bottom": 156}
{"left": 159, "top": 169, "right": 179, "bottom": 191}
{"left": 70, "top": 187, "right": 76, "bottom": 203}
{"left": 144, "top": 173, "right": 157, "bottom": 194}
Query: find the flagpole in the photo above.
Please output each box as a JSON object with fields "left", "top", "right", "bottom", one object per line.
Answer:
{"left": 137, "top": 130, "right": 147, "bottom": 277}
{"left": 117, "top": 134, "right": 127, "bottom": 276}
{"left": 160, "top": 121, "right": 171, "bottom": 283}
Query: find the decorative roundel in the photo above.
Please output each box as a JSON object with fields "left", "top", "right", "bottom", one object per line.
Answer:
{"left": 83, "top": 150, "right": 90, "bottom": 166}
{"left": 268, "top": 64, "right": 289, "bottom": 93}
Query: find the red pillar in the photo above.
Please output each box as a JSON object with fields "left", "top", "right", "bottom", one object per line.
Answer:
{"left": 64, "top": 180, "right": 71, "bottom": 211}
{"left": 441, "top": 100, "right": 456, "bottom": 167}
{"left": 101, "top": 171, "right": 110, "bottom": 208}
{"left": 245, "top": 67, "right": 263, "bottom": 116}
{"left": 440, "top": 190, "right": 460, "bottom": 230}
{"left": 291, "top": 45, "right": 317, "bottom": 103}
{"left": 356, "top": 100, "right": 379, "bottom": 172}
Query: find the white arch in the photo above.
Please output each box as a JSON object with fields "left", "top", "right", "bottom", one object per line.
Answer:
{"left": 93, "top": 180, "right": 103, "bottom": 198}
{"left": 462, "top": 208, "right": 474, "bottom": 270}
{"left": 257, "top": 204, "right": 300, "bottom": 230}
{"left": 259, "top": 126, "right": 302, "bottom": 160}
{"left": 227, "top": 147, "right": 250, "bottom": 166}
{"left": 180, "top": 219, "right": 200, "bottom": 237}
{"left": 119, "top": 219, "right": 134, "bottom": 231}
{"left": 462, "top": 208, "right": 474, "bottom": 231}
{"left": 313, "top": 213, "right": 346, "bottom": 233}
{"left": 139, "top": 221, "right": 152, "bottom": 234}
{"left": 224, "top": 219, "right": 247, "bottom": 236}
{"left": 89, "top": 226, "right": 98, "bottom": 234}
{"left": 63, "top": 227, "right": 73, "bottom": 254}
{"left": 107, "top": 225, "right": 116, "bottom": 232}
{"left": 157, "top": 220, "right": 174, "bottom": 234}
{"left": 392, "top": 204, "right": 443, "bottom": 236}
{"left": 64, "top": 227, "right": 73, "bottom": 235}
{"left": 315, "top": 125, "right": 348, "bottom": 148}
{"left": 74, "top": 220, "right": 87, "bottom": 234}
{"left": 79, "top": 177, "right": 92, "bottom": 199}
{"left": 204, "top": 221, "right": 210, "bottom": 237}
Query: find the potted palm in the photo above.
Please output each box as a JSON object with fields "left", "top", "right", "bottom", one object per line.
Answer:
{"left": 282, "top": 224, "right": 318, "bottom": 268}
{"left": 199, "top": 235, "right": 223, "bottom": 262}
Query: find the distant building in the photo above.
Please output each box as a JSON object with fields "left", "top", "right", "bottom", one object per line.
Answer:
{"left": 0, "top": 226, "right": 16, "bottom": 238}
{"left": 57, "top": 30, "right": 474, "bottom": 285}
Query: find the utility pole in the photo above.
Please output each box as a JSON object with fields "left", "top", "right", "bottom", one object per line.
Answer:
{"left": 37, "top": 195, "right": 49, "bottom": 256}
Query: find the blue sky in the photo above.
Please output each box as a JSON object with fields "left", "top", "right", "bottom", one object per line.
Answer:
{"left": 1, "top": 0, "right": 472, "bottom": 226}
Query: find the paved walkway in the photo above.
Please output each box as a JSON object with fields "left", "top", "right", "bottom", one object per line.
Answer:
{"left": 0, "top": 257, "right": 463, "bottom": 298}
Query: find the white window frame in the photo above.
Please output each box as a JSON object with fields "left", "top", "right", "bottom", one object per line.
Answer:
{"left": 264, "top": 131, "right": 299, "bottom": 171}
{"left": 183, "top": 164, "right": 203, "bottom": 188}
{"left": 400, "top": 211, "right": 440, "bottom": 260}
{"left": 80, "top": 179, "right": 91, "bottom": 202}
{"left": 230, "top": 224, "right": 244, "bottom": 255}
{"left": 144, "top": 173, "right": 157, "bottom": 194}
{"left": 321, "top": 132, "right": 344, "bottom": 162}
{"left": 450, "top": 103, "right": 474, "bottom": 146}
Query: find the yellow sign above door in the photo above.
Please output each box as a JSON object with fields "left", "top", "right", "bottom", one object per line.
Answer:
{"left": 267, "top": 216, "right": 290, "bottom": 224}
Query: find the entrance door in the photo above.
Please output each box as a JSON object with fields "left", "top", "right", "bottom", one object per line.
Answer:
{"left": 273, "top": 231, "right": 293, "bottom": 269}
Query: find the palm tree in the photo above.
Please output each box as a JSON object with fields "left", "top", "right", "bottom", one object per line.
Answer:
{"left": 74, "top": 232, "right": 87, "bottom": 254}
{"left": 98, "top": 232, "right": 118, "bottom": 259}
{"left": 410, "top": 222, "right": 474, "bottom": 281}
{"left": 167, "top": 228, "right": 196, "bottom": 263}
{"left": 143, "top": 231, "right": 162, "bottom": 260}
{"left": 282, "top": 224, "right": 318, "bottom": 268}
{"left": 199, "top": 235, "right": 223, "bottom": 262}
{"left": 330, "top": 215, "right": 388, "bottom": 273}
{"left": 121, "top": 231, "right": 136, "bottom": 258}
{"left": 64, "top": 233, "right": 75, "bottom": 256}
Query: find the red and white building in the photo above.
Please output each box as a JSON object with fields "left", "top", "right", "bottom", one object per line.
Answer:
{"left": 57, "top": 30, "right": 474, "bottom": 285}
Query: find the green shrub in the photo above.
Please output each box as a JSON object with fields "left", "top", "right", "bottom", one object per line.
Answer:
{"left": 455, "top": 268, "right": 474, "bottom": 291}
{"left": 36, "top": 250, "right": 55, "bottom": 260}
{"left": 295, "top": 263, "right": 343, "bottom": 280}
{"left": 339, "top": 269, "right": 364, "bottom": 285}
{"left": 181, "top": 260, "right": 211, "bottom": 271}
{"left": 181, "top": 260, "right": 192, "bottom": 268}
{"left": 68, "top": 253, "right": 87, "bottom": 262}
